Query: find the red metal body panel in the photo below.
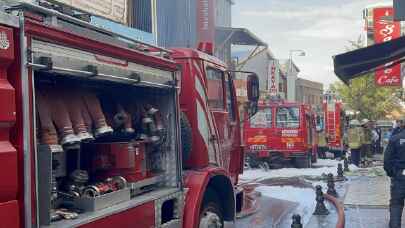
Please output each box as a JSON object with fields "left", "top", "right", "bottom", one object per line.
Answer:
{"left": 244, "top": 101, "right": 317, "bottom": 159}
{"left": 0, "top": 200, "right": 20, "bottom": 228}
{"left": 0, "top": 24, "right": 20, "bottom": 228}
{"left": 80, "top": 202, "right": 155, "bottom": 228}
{"left": 0, "top": 25, "right": 18, "bottom": 202}
{"left": 182, "top": 168, "right": 229, "bottom": 228}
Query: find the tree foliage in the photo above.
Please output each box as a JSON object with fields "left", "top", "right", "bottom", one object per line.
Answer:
{"left": 331, "top": 39, "right": 403, "bottom": 120}
{"left": 330, "top": 73, "right": 403, "bottom": 120}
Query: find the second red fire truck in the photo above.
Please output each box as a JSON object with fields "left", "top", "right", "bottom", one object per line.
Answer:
{"left": 244, "top": 99, "right": 318, "bottom": 169}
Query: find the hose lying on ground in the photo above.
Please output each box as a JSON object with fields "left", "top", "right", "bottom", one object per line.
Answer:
{"left": 324, "top": 193, "right": 345, "bottom": 228}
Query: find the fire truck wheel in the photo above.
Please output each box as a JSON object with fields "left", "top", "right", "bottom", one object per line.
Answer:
{"left": 294, "top": 154, "right": 312, "bottom": 169}
{"left": 311, "top": 151, "right": 318, "bottom": 163}
{"left": 181, "top": 112, "right": 192, "bottom": 164}
{"left": 199, "top": 188, "right": 224, "bottom": 228}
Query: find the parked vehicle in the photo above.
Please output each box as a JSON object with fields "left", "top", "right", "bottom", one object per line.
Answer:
{"left": 0, "top": 2, "right": 259, "bottom": 227}
{"left": 244, "top": 100, "right": 317, "bottom": 169}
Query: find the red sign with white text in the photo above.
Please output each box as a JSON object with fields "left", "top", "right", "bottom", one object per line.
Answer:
{"left": 373, "top": 7, "right": 402, "bottom": 86}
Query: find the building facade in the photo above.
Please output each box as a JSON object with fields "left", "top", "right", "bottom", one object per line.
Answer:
{"left": 233, "top": 49, "right": 287, "bottom": 99}
{"left": 295, "top": 78, "right": 323, "bottom": 110}
{"left": 280, "top": 60, "right": 300, "bottom": 102}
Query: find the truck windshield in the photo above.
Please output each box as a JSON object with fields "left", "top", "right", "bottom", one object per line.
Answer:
{"left": 276, "top": 107, "right": 300, "bottom": 128}
{"left": 250, "top": 108, "right": 272, "bottom": 128}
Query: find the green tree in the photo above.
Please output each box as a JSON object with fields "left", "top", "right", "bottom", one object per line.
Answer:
{"left": 330, "top": 39, "right": 403, "bottom": 120}
{"left": 330, "top": 74, "right": 403, "bottom": 120}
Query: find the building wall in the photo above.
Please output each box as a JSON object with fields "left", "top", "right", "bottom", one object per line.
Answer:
{"left": 214, "top": 0, "right": 233, "bottom": 63}
{"left": 296, "top": 78, "right": 323, "bottom": 110}
{"left": 156, "top": 0, "right": 198, "bottom": 48}
{"left": 156, "top": 0, "right": 232, "bottom": 64}
{"left": 215, "top": 0, "right": 233, "bottom": 27}
{"left": 280, "top": 60, "right": 299, "bottom": 102}
{"left": 239, "top": 51, "right": 271, "bottom": 91}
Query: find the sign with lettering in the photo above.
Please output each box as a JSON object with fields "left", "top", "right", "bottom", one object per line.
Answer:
{"left": 373, "top": 7, "right": 402, "bottom": 86}
{"left": 50, "top": 0, "right": 128, "bottom": 24}
{"left": 269, "top": 61, "right": 277, "bottom": 96}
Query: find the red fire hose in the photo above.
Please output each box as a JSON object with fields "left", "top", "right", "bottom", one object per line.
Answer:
{"left": 324, "top": 193, "right": 345, "bottom": 228}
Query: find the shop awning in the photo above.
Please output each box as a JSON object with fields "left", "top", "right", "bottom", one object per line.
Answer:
{"left": 215, "top": 27, "right": 267, "bottom": 47}
{"left": 333, "top": 35, "right": 405, "bottom": 84}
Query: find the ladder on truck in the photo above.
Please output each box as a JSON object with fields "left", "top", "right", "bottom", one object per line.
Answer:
{"left": 326, "top": 104, "right": 336, "bottom": 142}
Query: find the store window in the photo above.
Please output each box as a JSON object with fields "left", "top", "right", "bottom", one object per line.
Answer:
{"left": 206, "top": 68, "right": 225, "bottom": 110}
{"left": 276, "top": 107, "right": 300, "bottom": 128}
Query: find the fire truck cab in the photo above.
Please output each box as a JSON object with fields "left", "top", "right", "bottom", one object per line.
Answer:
{"left": 244, "top": 100, "right": 317, "bottom": 169}
{"left": 0, "top": 2, "right": 259, "bottom": 228}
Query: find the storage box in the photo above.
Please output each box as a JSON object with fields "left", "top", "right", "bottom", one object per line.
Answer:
{"left": 73, "top": 188, "right": 130, "bottom": 212}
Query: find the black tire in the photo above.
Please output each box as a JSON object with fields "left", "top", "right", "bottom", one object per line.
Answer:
{"left": 199, "top": 188, "right": 224, "bottom": 228}
{"left": 294, "top": 154, "right": 312, "bottom": 168}
{"left": 311, "top": 150, "right": 318, "bottom": 163}
{"left": 180, "top": 112, "right": 192, "bottom": 164}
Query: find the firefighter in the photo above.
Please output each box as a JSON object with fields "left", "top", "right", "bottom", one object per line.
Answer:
{"left": 361, "top": 119, "right": 373, "bottom": 163}
{"left": 318, "top": 130, "right": 328, "bottom": 159}
{"left": 384, "top": 116, "right": 405, "bottom": 228}
{"left": 348, "top": 119, "right": 363, "bottom": 166}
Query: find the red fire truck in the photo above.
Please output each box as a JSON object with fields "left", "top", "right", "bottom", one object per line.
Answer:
{"left": 244, "top": 100, "right": 317, "bottom": 169}
{"left": 0, "top": 2, "right": 259, "bottom": 228}
{"left": 323, "top": 92, "right": 345, "bottom": 157}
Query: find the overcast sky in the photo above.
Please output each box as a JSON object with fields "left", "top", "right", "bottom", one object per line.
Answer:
{"left": 232, "top": 0, "right": 391, "bottom": 88}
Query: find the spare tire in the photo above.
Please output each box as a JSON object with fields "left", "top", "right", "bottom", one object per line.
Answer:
{"left": 180, "top": 112, "right": 192, "bottom": 164}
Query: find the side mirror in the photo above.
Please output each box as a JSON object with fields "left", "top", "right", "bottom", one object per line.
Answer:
{"left": 246, "top": 74, "right": 260, "bottom": 118}
{"left": 247, "top": 74, "right": 260, "bottom": 103}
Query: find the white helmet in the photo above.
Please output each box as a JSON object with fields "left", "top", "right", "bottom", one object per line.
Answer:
{"left": 361, "top": 119, "right": 369, "bottom": 125}
{"left": 350, "top": 119, "right": 361, "bottom": 126}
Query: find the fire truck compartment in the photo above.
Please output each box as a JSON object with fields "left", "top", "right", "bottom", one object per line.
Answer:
{"left": 30, "top": 40, "right": 182, "bottom": 227}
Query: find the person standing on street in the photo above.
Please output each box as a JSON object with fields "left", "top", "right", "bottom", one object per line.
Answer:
{"left": 348, "top": 119, "right": 363, "bottom": 167}
{"left": 384, "top": 116, "right": 405, "bottom": 228}
{"left": 361, "top": 119, "right": 373, "bottom": 164}
{"left": 391, "top": 119, "right": 402, "bottom": 138}
{"left": 318, "top": 130, "right": 328, "bottom": 159}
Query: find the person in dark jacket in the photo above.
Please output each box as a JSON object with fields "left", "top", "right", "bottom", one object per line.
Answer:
{"left": 391, "top": 120, "right": 402, "bottom": 138}
{"left": 384, "top": 117, "right": 405, "bottom": 228}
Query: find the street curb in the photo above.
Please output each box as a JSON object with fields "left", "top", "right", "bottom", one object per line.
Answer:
{"left": 324, "top": 193, "right": 345, "bottom": 228}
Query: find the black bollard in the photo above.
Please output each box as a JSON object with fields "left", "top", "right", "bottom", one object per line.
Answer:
{"left": 313, "top": 185, "right": 329, "bottom": 215}
{"left": 337, "top": 163, "right": 345, "bottom": 181}
{"left": 344, "top": 159, "right": 349, "bottom": 172}
{"left": 326, "top": 173, "right": 338, "bottom": 197}
{"left": 291, "top": 214, "right": 303, "bottom": 228}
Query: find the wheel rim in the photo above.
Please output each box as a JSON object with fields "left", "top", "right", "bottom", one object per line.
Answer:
{"left": 199, "top": 211, "right": 222, "bottom": 228}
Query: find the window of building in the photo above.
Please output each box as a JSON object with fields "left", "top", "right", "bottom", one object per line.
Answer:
{"left": 206, "top": 68, "right": 225, "bottom": 110}
{"left": 129, "top": 0, "right": 154, "bottom": 33}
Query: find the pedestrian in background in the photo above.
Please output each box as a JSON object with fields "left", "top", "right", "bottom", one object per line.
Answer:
{"left": 317, "top": 130, "right": 328, "bottom": 159}
{"left": 384, "top": 116, "right": 405, "bottom": 228}
{"left": 348, "top": 119, "right": 363, "bottom": 167}
{"left": 361, "top": 119, "right": 373, "bottom": 165}
{"left": 391, "top": 119, "right": 402, "bottom": 138}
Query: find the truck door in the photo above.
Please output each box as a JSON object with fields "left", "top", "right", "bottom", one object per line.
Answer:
{"left": 205, "top": 67, "right": 234, "bottom": 171}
